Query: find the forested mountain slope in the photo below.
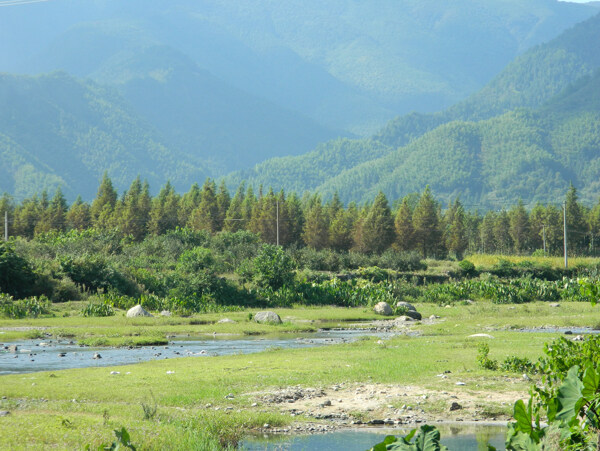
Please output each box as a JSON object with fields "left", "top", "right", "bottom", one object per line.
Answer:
{"left": 0, "top": 72, "right": 207, "bottom": 200}
{"left": 232, "top": 12, "right": 600, "bottom": 207}
{"left": 1, "top": 0, "right": 596, "bottom": 136}
{"left": 317, "top": 71, "right": 600, "bottom": 207}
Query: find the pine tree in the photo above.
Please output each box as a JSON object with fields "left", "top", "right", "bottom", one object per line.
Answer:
{"left": 215, "top": 180, "right": 231, "bottom": 232}
{"left": 224, "top": 183, "right": 246, "bottom": 232}
{"left": 413, "top": 186, "right": 442, "bottom": 257}
{"left": 36, "top": 187, "right": 68, "bottom": 234}
{"left": 179, "top": 183, "right": 201, "bottom": 227}
{"left": 284, "top": 192, "right": 304, "bottom": 246}
{"left": 509, "top": 200, "right": 530, "bottom": 254}
{"left": 493, "top": 210, "right": 512, "bottom": 254}
{"left": 91, "top": 172, "right": 118, "bottom": 229}
{"left": 66, "top": 196, "right": 91, "bottom": 231}
{"left": 480, "top": 211, "right": 497, "bottom": 253}
{"left": 329, "top": 208, "right": 353, "bottom": 252}
{"left": 148, "top": 181, "right": 180, "bottom": 235}
{"left": 394, "top": 197, "right": 414, "bottom": 251}
{"left": 360, "top": 191, "right": 394, "bottom": 254}
{"left": 188, "top": 179, "right": 219, "bottom": 233}
{"left": 302, "top": 195, "right": 329, "bottom": 250}
{"left": 13, "top": 195, "right": 41, "bottom": 238}
{"left": 444, "top": 198, "right": 468, "bottom": 259}
{"left": 118, "top": 177, "right": 150, "bottom": 240}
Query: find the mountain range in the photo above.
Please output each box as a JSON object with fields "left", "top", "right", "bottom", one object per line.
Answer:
{"left": 1, "top": 1, "right": 600, "bottom": 204}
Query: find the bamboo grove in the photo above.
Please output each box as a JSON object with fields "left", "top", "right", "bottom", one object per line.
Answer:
{"left": 2, "top": 174, "right": 600, "bottom": 258}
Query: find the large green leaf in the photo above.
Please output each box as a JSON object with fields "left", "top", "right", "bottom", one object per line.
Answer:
{"left": 505, "top": 431, "right": 542, "bottom": 451}
{"left": 581, "top": 364, "right": 600, "bottom": 401}
{"left": 513, "top": 400, "right": 533, "bottom": 434}
{"left": 368, "top": 435, "right": 399, "bottom": 451}
{"left": 556, "top": 366, "right": 584, "bottom": 423}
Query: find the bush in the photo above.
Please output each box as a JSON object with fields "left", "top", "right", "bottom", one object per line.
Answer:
{"left": 0, "top": 293, "right": 51, "bottom": 318}
{"left": 458, "top": 259, "right": 477, "bottom": 277}
{"left": 0, "top": 241, "right": 36, "bottom": 298}
{"left": 177, "top": 247, "right": 215, "bottom": 273}
{"left": 252, "top": 244, "right": 295, "bottom": 290}
{"left": 376, "top": 250, "right": 426, "bottom": 272}
{"left": 52, "top": 277, "right": 81, "bottom": 302}
{"left": 81, "top": 302, "right": 115, "bottom": 317}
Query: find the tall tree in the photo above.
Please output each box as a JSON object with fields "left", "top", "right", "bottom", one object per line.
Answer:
{"left": 444, "top": 198, "right": 468, "bottom": 259}
{"left": 179, "top": 183, "right": 202, "bottom": 227}
{"left": 360, "top": 191, "right": 395, "bottom": 254}
{"left": 480, "top": 211, "right": 497, "bottom": 253}
{"left": 509, "top": 200, "right": 530, "bottom": 254}
{"left": 394, "top": 197, "right": 414, "bottom": 252}
{"left": 493, "top": 210, "right": 513, "bottom": 254}
{"left": 91, "top": 173, "right": 118, "bottom": 229}
{"left": 565, "top": 184, "right": 587, "bottom": 253}
{"left": 215, "top": 180, "right": 231, "bottom": 232}
{"left": 413, "top": 186, "right": 442, "bottom": 257}
{"left": 224, "top": 183, "right": 246, "bottom": 233}
{"left": 302, "top": 195, "right": 329, "bottom": 250}
{"left": 66, "top": 196, "right": 91, "bottom": 231}
{"left": 188, "top": 179, "right": 219, "bottom": 233}
{"left": 148, "top": 181, "right": 180, "bottom": 235}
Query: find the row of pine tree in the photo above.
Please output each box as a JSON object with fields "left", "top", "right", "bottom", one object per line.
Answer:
{"left": 1, "top": 175, "right": 598, "bottom": 258}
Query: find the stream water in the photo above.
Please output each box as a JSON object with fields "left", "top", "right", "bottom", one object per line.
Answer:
{"left": 241, "top": 424, "right": 506, "bottom": 450}
{"left": 0, "top": 329, "right": 392, "bottom": 375}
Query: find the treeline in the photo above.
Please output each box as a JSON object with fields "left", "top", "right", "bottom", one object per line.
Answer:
{"left": 1, "top": 175, "right": 599, "bottom": 258}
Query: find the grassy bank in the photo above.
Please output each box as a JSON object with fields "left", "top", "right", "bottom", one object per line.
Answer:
{"left": 2, "top": 301, "right": 600, "bottom": 449}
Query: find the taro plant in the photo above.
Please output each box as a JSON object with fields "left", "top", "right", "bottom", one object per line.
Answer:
{"left": 368, "top": 425, "right": 448, "bottom": 451}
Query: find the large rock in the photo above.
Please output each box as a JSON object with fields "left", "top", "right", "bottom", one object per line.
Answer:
{"left": 374, "top": 302, "right": 393, "bottom": 316}
{"left": 396, "top": 301, "right": 421, "bottom": 320}
{"left": 126, "top": 305, "right": 153, "bottom": 318}
{"left": 254, "top": 311, "right": 282, "bottom": 324}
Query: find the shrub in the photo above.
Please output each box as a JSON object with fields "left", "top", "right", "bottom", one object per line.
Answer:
{"left": 0, "top": 241, "right": 36, "bottom": 298}
{"left": 251, "top": 244, "right": 295, "bottom": 290}
{"left": 0, "top": 294, "right": 51, "bottom": 318}
{"left": 458, "top": 259, "right": 477, "bottom": 277}
{"left": 81, "top": 302, "right": 115, "bottom": 317}
{"left": 376, "top": 250, "right": 426, "bottom": 272}
{"left": 52, "top": 277, "right": 81, "bottom": 302}
{"left": 177, "top": 247, "right": 215, "bottom": 273}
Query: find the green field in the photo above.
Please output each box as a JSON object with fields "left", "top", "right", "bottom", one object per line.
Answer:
{"left": 1, "top": 301, "right": 598, "bottom": 449}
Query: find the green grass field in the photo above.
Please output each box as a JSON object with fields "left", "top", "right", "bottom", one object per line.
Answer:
{"left": 1, "top": 301, "right": 599, "bottom": 449}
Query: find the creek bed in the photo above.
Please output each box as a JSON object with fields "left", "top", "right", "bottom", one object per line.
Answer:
{"left": 241, "top": 424, "right": 506, "bottom": 450}
{"left": 0, "top": 329, "right": 394, "bottom": 375}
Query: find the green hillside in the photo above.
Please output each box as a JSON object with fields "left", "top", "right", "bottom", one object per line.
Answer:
{"left": 232, "top": 12, "right": 600, "bottom": 207}
{"left": 0, "top": 72, "right": 207, "bottom": 200}
{"left": 317, "top": 71, "right": 600, "bottom": 207}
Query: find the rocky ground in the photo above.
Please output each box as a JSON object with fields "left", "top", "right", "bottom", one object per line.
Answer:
{"left": 249, "top": 381, "right": 521, "bottom": 434}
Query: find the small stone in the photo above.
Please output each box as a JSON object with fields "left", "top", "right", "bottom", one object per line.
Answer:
{"left": 160, "top": 310, "right": 172, "bottom": 317}
{"left": 549, "top": 303, "right": 560, "bottom": 308}
{"left": 58, "top": 352, "right": 67, "bottom": 357}
{"left": 468, "top": 334, "right": 495, "bottom": 339}
{"left": 251, "top": 403, "right": 258, "bottom": 407}
{"left": 110, "top": 371, "right": 120, "bottom": 375}
{"left": 564, "top": 331, "right": 573, "bottom": 335}
{"left": 0, "top": 411, "right": 10, "bottom": 417}
{"left": 449, "top": 402, "right": 463, "bottom": 411}
{"left": 93, "top": 353, "right": 102, "bottom": 359}
{"left": 455, "top": 382, "right": 466, "bottom": 386}
{"left": 166, "top": 371, "right": 175, "bottom": 374}
{"left": 263, "top": 423, "right": 270, "bottom": 428}
{"left": 218, "top": 318, "right": 236, "bottom": 324}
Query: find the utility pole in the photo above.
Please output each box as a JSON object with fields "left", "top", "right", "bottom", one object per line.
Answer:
{"left": 276, "top": 200, "right": 279, "bottom": 247}
{"left": 542, "top": 225, "right": 546, "bottom": 255}
{"left": 563, "top": 202, "right": 568, "bottom": 269}
{"left": 4, "top": 211, "right": 7, "bottom": 242}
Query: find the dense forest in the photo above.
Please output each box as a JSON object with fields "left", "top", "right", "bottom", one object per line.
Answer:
{"left": 232, "top": 12, "right": 600, "bottom": 207}
{"left": 2, "top": 176, "right": 599, "bottom": 259}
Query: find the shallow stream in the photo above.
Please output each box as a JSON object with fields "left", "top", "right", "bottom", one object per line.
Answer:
{"left": 241, "top": 424, "right": 506, "bottom": 450}
{"left": 0, "top": 329, "right": 392, "bottom": 375}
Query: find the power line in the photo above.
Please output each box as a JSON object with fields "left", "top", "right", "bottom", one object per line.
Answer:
{"left": 0, "top": 0, "right": 53, "bottom": 6}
